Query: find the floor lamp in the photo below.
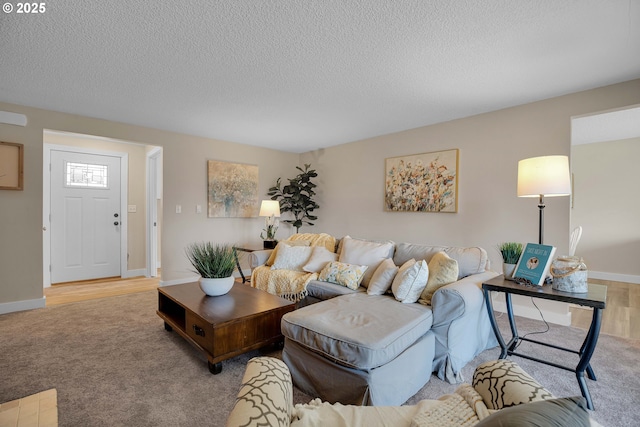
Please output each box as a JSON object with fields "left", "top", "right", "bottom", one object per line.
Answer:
{"left": 517, "top": 155, "right": 571, "bottom": 245}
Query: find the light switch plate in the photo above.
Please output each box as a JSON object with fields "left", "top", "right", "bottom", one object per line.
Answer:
{"left": 127, "top": 205, "right": 137, "bottom": 213}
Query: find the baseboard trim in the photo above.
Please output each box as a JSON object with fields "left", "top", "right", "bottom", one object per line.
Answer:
{"left": 0, "top": 297, "right": 46, "bottom": 315}
{"left": 159, "top": 272, "right": 247, "bottom": 287}
{"left": 589, "top": 271, "right": 640, "bottom": 284}
{"left": 159, "top": 277, "right": 198, "bottom": 287}
{"left": 123, "top": 269, "right": 146, "bottom": 279}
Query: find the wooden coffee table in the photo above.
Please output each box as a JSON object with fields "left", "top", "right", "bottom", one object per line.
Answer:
{"left": 157, "top": 281, "right": 295, "bottom": 374}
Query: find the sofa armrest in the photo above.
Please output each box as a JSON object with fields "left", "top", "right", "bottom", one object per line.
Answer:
{"left": 226, "top": 357, "right": 293, "bottom": 427}
{"left": 472, "top": 359, "right": 554, "bottom": 410}
{"left": 430, "top": 270, "right": 499, "bottom": 383}
{"left": 248, "top": 250, "right": 273, "bottom": 269}
{"left": 431, "top": 270, "right": 498, "bottom": 326}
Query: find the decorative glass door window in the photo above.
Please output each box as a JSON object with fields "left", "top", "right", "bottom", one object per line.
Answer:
{"left": 65, "top": 162, "right": 109, "bottom": 188}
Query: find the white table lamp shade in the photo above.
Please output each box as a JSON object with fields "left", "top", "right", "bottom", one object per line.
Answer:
{"left": 517, "top": 155, "right": 571, "bottom": 198}
{"left": 259, "top": 200, "right": 281, "bottom": 217}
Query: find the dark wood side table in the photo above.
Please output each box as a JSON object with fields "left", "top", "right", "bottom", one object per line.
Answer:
{"left": 233, "top": 247, "right": 263, "bottom": 283}
{"left": 482, "top": 275, "right": 607, "bottom": 410}
{"left": 157, "top": 282, "right": 295, "bottom": 374}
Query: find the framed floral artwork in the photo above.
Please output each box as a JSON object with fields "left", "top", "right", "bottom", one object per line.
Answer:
{"left": 385, "top": 149, "right": 458, "bottom": 213}
{"left": 207, "top": 160, "right": 258, "bottom": 218}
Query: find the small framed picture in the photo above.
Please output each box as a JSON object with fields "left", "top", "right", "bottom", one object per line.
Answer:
{"left": 0, "top": 141, "right": 24, "bottom": 190}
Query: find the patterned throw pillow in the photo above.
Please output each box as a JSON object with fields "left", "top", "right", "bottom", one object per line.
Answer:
{"left": 270, "top": 244, "right": 313, "bottom": 272}
{"left": 419, "top": 251, "right": 459, "bottom": 305}
{"left": 318, "top": 261, "right": 368, "bottom": 290}
{"left": 227, "top": 357, "right": 292, "bottom": 427}
{"left": 391, "top": 259, "right": 429, "bottom": 303}
{"left": 472, "top": 359, "right": 553, "bottom": 410}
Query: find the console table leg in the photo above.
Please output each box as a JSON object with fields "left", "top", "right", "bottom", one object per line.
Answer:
{"left": 208, "top": 361, "right": 222, "bottom": 375}
{"left": 164, "top": 322, "right": 173, "bottom": 332}
{"left": 483, "top": 289, "right": 508, "bottom": 359}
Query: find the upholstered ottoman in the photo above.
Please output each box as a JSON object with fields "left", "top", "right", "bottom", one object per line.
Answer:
{"left": 281, "top": 293, "right": 435, "bottom": 406}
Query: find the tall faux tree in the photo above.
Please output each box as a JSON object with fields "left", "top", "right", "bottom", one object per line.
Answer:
{"left": 267, "top": 164, "right": 319, "bottom": 233}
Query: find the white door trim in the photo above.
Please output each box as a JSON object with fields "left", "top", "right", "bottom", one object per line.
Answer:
{"left": 43, "top": 143, "right": 128, "bottom": 288}
{"left": 146, "top": 147, "right": 162, "bottom": 277}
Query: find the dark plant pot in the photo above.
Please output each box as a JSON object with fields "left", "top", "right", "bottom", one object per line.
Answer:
{"left": 263, "top": 240, "right": 278, "bottom": 249}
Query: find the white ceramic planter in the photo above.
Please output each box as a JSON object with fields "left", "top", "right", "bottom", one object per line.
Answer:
{"left": 503, "top": 263, "right": 517, "bottom": 279}
{"left": 199, "top": 276, "right": 234, "bottom": 296}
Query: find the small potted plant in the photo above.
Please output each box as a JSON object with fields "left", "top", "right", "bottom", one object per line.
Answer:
{"left": 497, "top": 242, "right": 523, "bottom": 278}
{"left": 185, "top": 242, "right": 237, "bottom": 296}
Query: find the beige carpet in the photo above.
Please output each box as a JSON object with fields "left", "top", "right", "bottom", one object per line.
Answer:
{"left": 0, "top": 389, "right": 57, "bottom": 427}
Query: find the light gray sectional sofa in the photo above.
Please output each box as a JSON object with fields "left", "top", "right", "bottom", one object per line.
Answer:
{"left": 249, "top": 236, "right": 499, "bottom": 406}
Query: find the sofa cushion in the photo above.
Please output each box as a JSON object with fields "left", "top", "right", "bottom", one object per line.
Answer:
{"left": 338, "top": 236, "right": 395, "bottom": 287}
{"left": 303, "top": 246, "right": 338, "bottom": 273}
{"left": 282, "top": 293, "right": 433, "bottom": 370}
{"left": 318, "top": 261, "right": 368, "bottom": 290}
{"left": 305, "top": 279, "right": 364, "bottom": 300}
{"left": 419, "top": 252, "right": 459, "bottom": 305}
{"left": 391, "top": 259, "right": 429, "bottom": 303}
{"left": 393, "top": 243, "right": 488, "bottom": 279}
{"left": 271, "top": 243, "right": 313, "bottom": 272}
{"left": 367, "top": 258, "right": 399, "bottom": 295}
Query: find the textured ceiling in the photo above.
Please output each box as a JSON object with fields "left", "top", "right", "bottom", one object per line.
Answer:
{"left": 1, "top": 0, "right": 640, "bottom": 152}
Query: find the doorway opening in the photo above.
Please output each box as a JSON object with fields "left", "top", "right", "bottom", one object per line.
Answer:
{"left": 42, "top": 130, "right": 163, "bottom": 288}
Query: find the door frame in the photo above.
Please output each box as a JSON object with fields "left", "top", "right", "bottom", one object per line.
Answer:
{"left": 43, "top": 143, "right": 129, "bottom": 288}
{"left": 146, "top": 147, "right": 162, "bottom": 277}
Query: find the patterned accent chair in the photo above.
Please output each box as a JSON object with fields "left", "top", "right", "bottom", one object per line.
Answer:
{"left": 227, "top": 357, "right": 599, "bottom": 427}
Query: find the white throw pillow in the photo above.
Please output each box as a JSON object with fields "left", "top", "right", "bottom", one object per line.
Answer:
{"left": 270, "top": 244, "right": 313, "bottom": 272}
{"left": 338, "top": 236, "right": 394, "bottom": 287}
{"left": 303, "top": 246, "right": 338, "bottom": 273}
{"left": 391, "top": 259, "right": 429, "bottom": 303}
{"left": 367, "top": 258, "right": 399, "bottom": 295}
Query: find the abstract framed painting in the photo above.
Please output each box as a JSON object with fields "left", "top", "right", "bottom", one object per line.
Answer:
{"left": 207, "top": 160, "right": 258, "bottom": 218}
{"left": 385, "top": 149, "right": 459, "bottom": 213}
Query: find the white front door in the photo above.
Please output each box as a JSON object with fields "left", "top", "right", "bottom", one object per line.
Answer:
{"left": 50, "top": 150, "right": 122, "bottom": 283}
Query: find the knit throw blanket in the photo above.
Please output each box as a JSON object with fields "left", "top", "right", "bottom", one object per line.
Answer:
{"left": 251, "top": 233, "right": 336, "bottom": 302}
{"left": 410, "top": 384, "right": 491, "bottom": 427}
{"left": 251, "top": 267, "right": 318, "bottom": 302}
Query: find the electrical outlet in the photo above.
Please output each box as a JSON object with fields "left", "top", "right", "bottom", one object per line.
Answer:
{"left": 175, "top": 204, "right": 182, "bottom": 214}
{"left": 196, "top": 205, "right": 202, "bottom": 214}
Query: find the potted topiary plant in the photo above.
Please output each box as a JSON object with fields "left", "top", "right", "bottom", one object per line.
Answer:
{"left": 497, "top": 242, "right": 523, "bottom": 278}
{"left": 267, "top": 164, "right": 319, "bottom": 233}
{"left": 185, "top": 242, "right": 237, "bottom": 296}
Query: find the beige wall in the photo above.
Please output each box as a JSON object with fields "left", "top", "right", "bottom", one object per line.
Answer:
{"left": 572, "top": 137, "right": 640, "bottom": 277}
{"left": 43, "top": 131, "right": 150, "bottom": 271}
{"left": 0, "top": 102, "right": 298, "bottom": 306}
{"left": 301, "top": 79, "right": 640, "bottom": 324}
{"left": 1, "top": 78, "right": 639, "bottom": 312}
{"left": 302, "top": 80, "right": 640, "bottom": 272}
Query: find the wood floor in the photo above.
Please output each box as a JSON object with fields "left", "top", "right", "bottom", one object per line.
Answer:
{"left": 569, "top": 278, "right": 639, "bottom": 341}
{"left": 44, "top": 276, "right": 637, "bottom": 340}
{"left": 44, "top": 275, "right": 160, "bottom": 306}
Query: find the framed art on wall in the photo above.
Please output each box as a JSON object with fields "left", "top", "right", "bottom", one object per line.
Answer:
{"left": 0, "top": 141, "right": 24, "bottom": 190}
{"left": 207, "top": 160, "right": 258, "bottom": 218}
{"left": 385, "top": 149, "right": 458, "bottom": 213}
